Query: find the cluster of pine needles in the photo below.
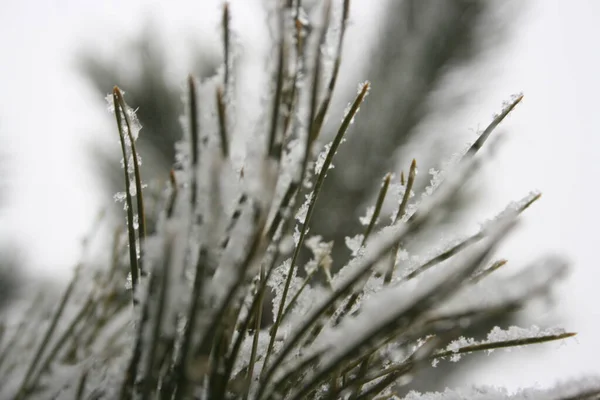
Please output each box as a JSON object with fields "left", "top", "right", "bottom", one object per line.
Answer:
{"left": 1, "top": 1, "right": 597, "bottom": 399}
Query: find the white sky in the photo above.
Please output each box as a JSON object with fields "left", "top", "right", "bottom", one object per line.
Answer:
{"left": 0, "top": 0, "right": 598, "bottom": 392}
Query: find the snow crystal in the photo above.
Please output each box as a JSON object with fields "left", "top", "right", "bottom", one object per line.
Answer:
{"left": 395, "top": 248, "right": 409, "bottom": 264}
{"left": 305, "top": 236, "right": 333, "bottom": 271}
{"left": 281, "top": 138, "right": 306, "bottom": 185}
{"left": 342, "top": 103, "right": 353, "bottom": 122}
{"left": 295, "top": 192, "right": 314, "bottom": 224}
{"left": 106, "top": 92, "right": 143, "bottom": 142}
{"left": 389, "top": 181, "right": 407, "bottom": 203}
{"left": 113, "top": 192, "right": 126, "bottom": 203}
{"left": 344, "top": 234, "right": 364, "bottom": 257}
{"left": 449, "top": 354, "right": 461, "bottom": 362}
{"left": 293, "top": 225, "right": 301, "bottom": 247}
{"left": 268, "top": 259, "right": 295, "bottom": 318}
{"left": 314, "top": 142, "right": 337, "bottom": 175}
{"left": 359, "top": 206, "right": 375, "bottom": 226}
{"left": 491, "top": 92, "right": 524, "bottom": 120}
{"left": 105, "top": 92, "right": 116, "bottom": 112}
{"left": 362, "top": 274, "right": 385, "bottom": 297}
{"left": 447, "top": 336, "right": 475, "bottom": 353}
{"left": 124, "top": 273, "right": 133, "bottom": 290}
{"left": 358, "top": 81, "right": 371, "bottom": 95}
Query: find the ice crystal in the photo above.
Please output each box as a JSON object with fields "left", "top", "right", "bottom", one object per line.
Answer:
{"left": 359, "top": 205, "right": 375, "bottom": 226}
{"left": 344, "top": 233, "right": 364, "bottom": 257}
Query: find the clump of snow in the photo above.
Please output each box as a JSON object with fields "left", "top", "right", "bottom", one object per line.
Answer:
{"left": 489, "top": 325, "right": 562, "bottom": 342}
{"left": 405, "top": 376, "right": 600, "bottom": 400}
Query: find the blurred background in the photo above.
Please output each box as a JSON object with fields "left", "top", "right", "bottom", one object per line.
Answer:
{"left": 0, "top": 0, "right": 598, "bottom": 393}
